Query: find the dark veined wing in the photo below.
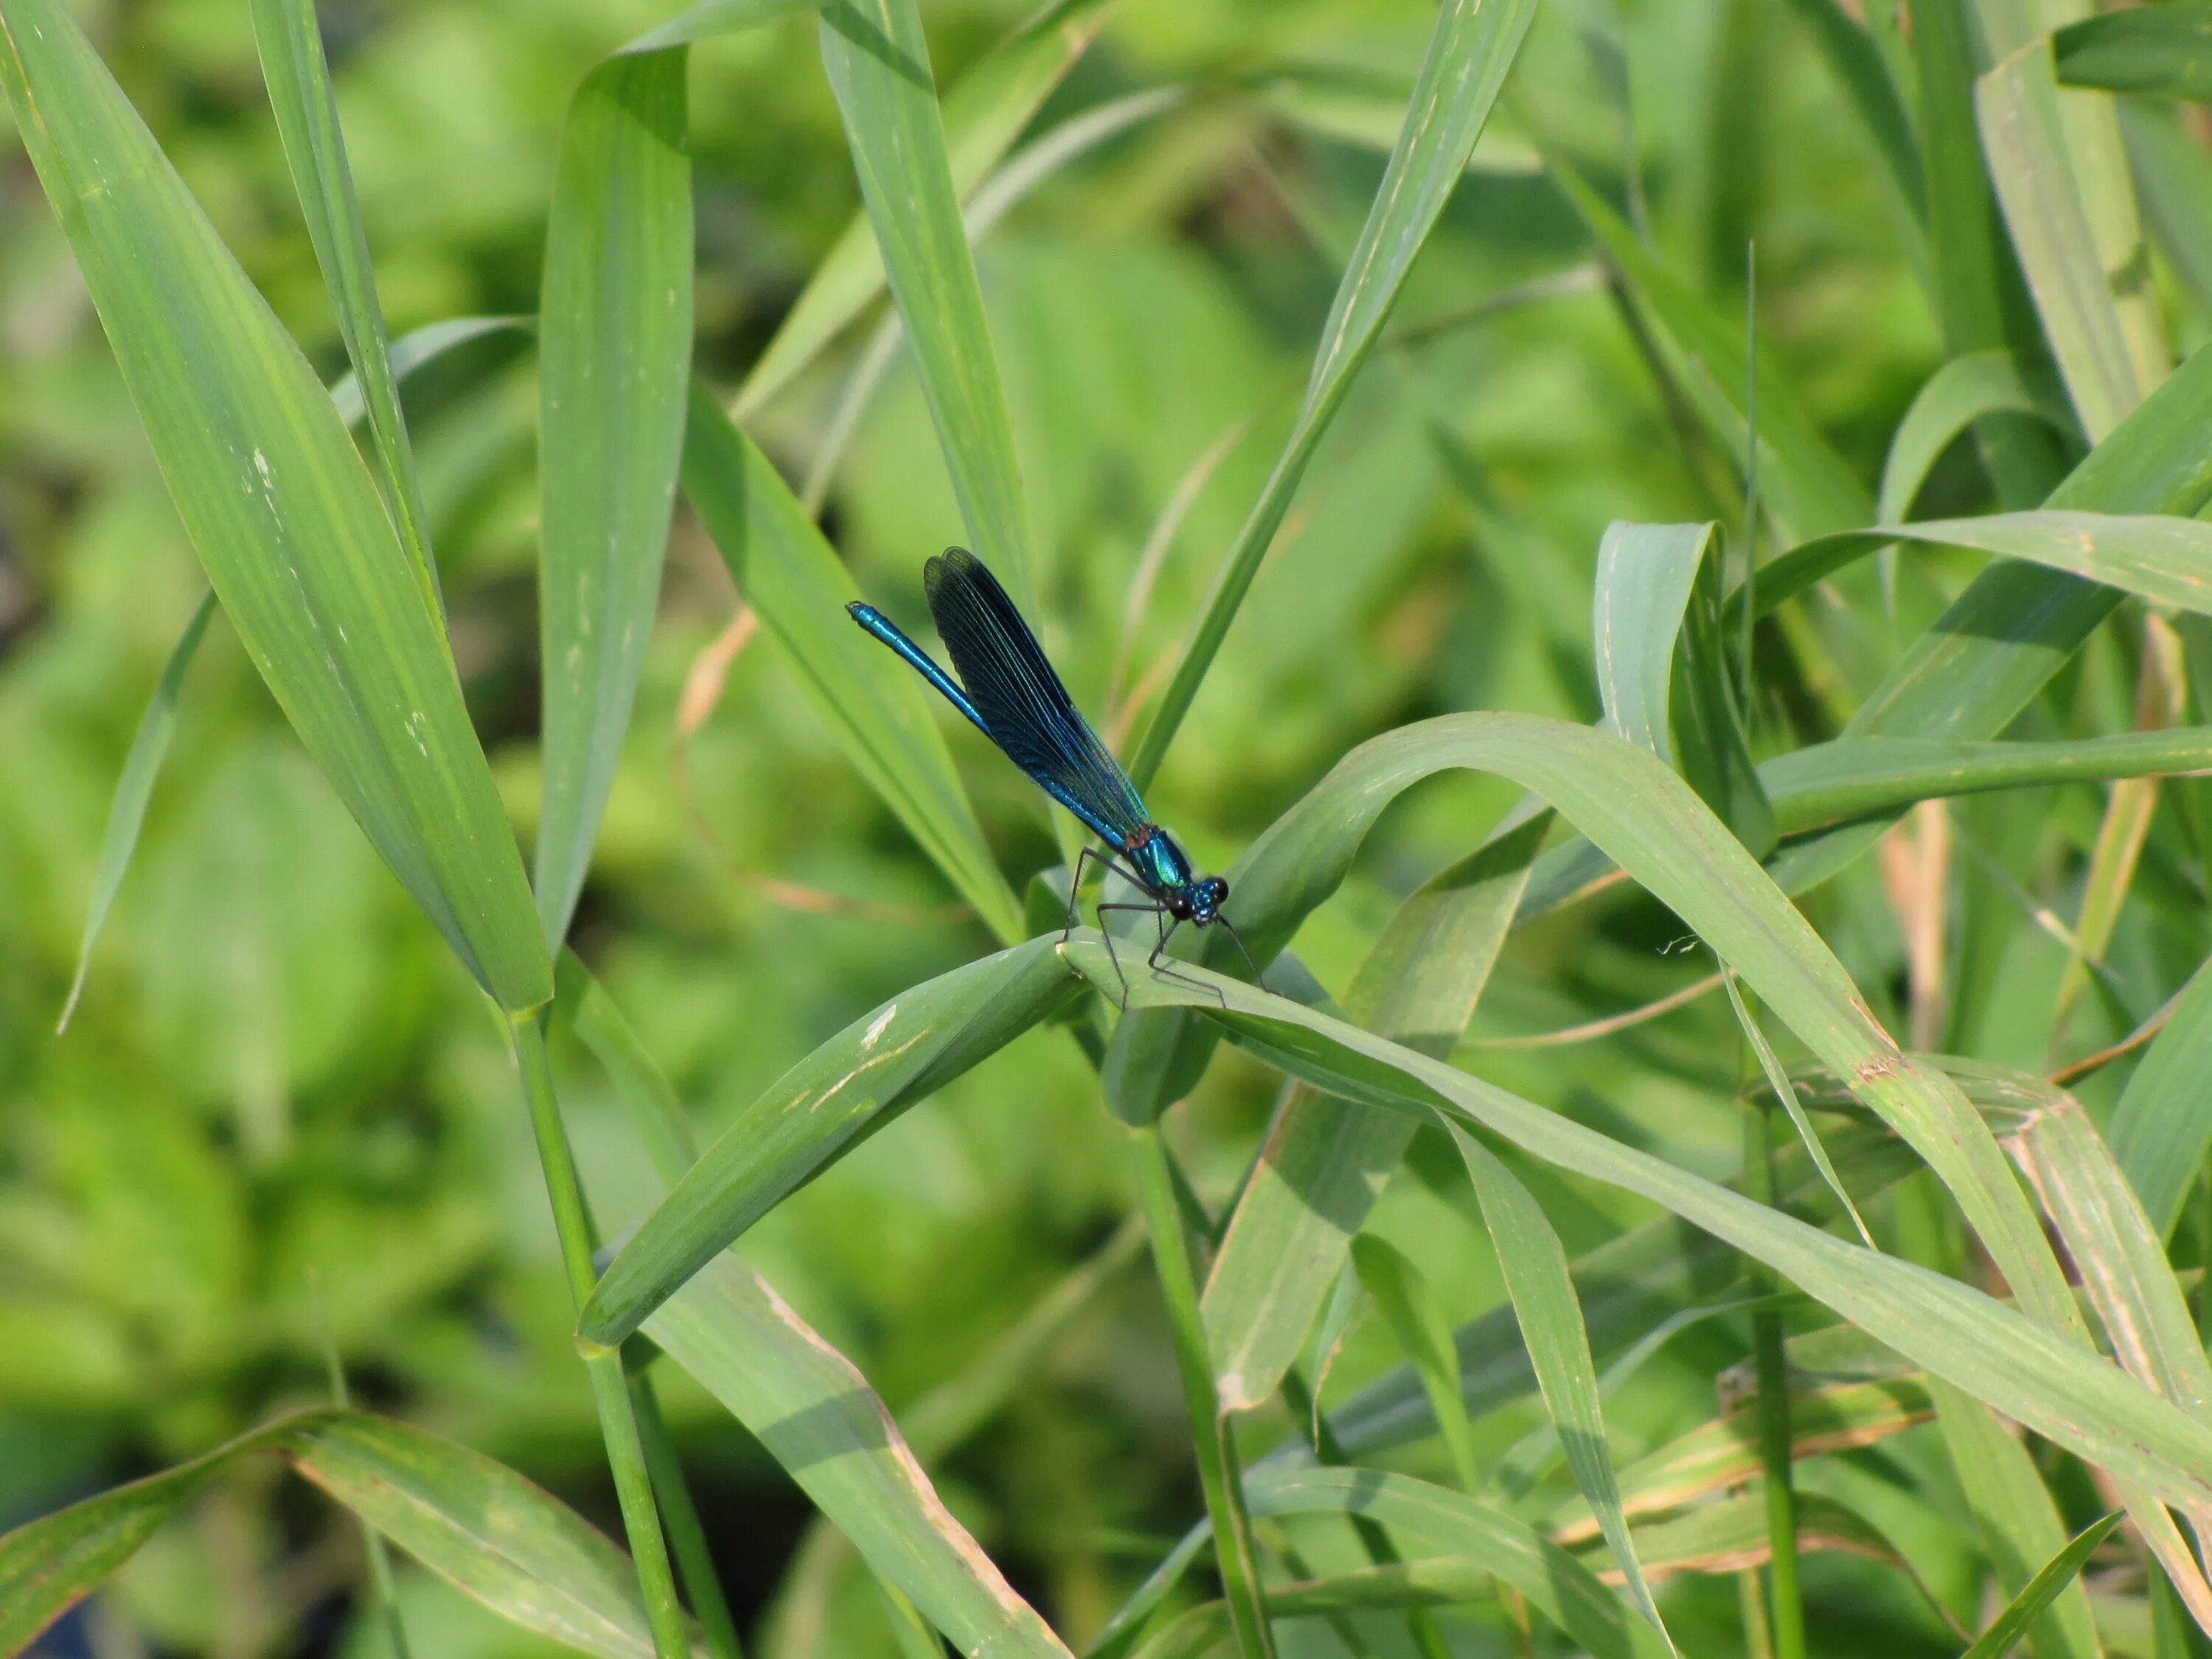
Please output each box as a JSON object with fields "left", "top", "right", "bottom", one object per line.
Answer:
{"left": 924, "top": 548, "right": 1152, "bottom": 849}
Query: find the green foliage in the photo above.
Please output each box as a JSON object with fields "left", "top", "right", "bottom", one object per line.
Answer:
{"left": 11, "top": 0, "right": 2212, "bottom": 1655}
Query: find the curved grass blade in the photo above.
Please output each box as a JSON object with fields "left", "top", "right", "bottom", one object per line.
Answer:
{"left": 1961, "top": 1513, "right": 2125, "bottom": 1659}
{"left": 625, "top": 0, "right": 820, "bottom": 54}
{"left": 534, "top": 46, "right": 693, "bottom": 947}
{"left": 0, "top": 0, "right": 551, "bottom": 1014}
{"left": 327, "top": 314, "right": 531, "bottom": 428}
{"left": 580, "top": 935, "right": 1075, "bottom": 1343}
{"left": 249, "top": 0, "right": 439, "bottom": 620}
{"left": 645, "top": 1251, "right": 1072, "bottom": 1658}
{"left": 0, "top": 1408, "right": 701, "bottom": 1659}
{"left": 1726, "top": 975, "right": 1874, "bottom": 1247}
{"left": 681, "top": 388, "right": 1021, "bottom": 940}
{"left": 818, "top": 0, "right": 1037, "bottom": 602}
{"left": 1113, "top": 714, "right": 2077, "bottom": 1346}
{"left": 734, "top": 0, "right": 1115, "bottom": 421}
{"left": 1064, "top": 939, "right": 2212, "bottom": 1517}
{"left": 1451, "top": 1131, "right": 1674, "bottom": 1652}
{"left": 1202, "top": 817, "right": 1543, "bottom": 1411}
{"left": 57, "top": 588, "right": 217, "bottom": 1033}
{"left": 1879, "top": 349, "right": 2076, "bottom": 524}
{"left": 2054, "top": 7, "right": 2212, "bottom": 102}
{"left": 1126, "top": 0, "right": 1542, "bottom": 790}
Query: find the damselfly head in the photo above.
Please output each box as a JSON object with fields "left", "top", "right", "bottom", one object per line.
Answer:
{"left": 1187, "top": 875, "right": 1228, "bottom": 925}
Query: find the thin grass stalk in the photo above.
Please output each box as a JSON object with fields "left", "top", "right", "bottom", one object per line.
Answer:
{"left": 1739, "top": 1087, "right": 1806, "bottom": 1659}
{"left": 1127, "top": 1121, "right": 1275, "bottom": 1658}
{"left": 308, "top": 1270, "right": 412, "bottom": 1659}
{"left": 630, "top": 1363, "right": 745, "bottom": 1659}
{"left": 510, "top": 1018, "right": 689, "bottom": 1659}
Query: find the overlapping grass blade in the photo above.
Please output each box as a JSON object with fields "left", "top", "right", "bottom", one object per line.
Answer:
{"left": 580, "top": 935, "right": 1075, "bottom": 1343}
{"left": 0, "top": 1408, "right": 700, "bottom": 1659}
{"left": 1202, "top": 818, "right": 1542, "bottom": 1410}
{"left": 533, "top": 45, "right": 692, "bottom": 947}
{"left": 1878, "top": 349, "right": 2076, "bottom": 523}
{"left": 1452, "top": 1131, "right": 1674, "bottom": 1651}
{"left": 249, "top": 0, "right": 439, "bottom": 616}
{"left": 1350, "top": 1236, "right": 1478, "bottom": 1491}
{"left": 734, "top": 0, "right": 1113, "bottom": 421}
{"left": 1548, "top": 159, "right": 1870, "bottom": 540}
{"left": 1126, "top": 0, "right": 1542, "bottom": 788}
{"left": 2053, "top": 6, "right": 2212, "bottom": 101}
{"left": 0, "top": 0, "right": 549, "bottom": 1013}
{"left": 1061, "top": 938, "right": 2212, "bottom": 1514}
{"left": 57, "top": 588, "right": 217, "bottom": 1032}
{"left": 1727, "top": 976, "right": 1873, "bottom": 1245}
{"left": 817, "top": 0, "right": 1037, "bottom": 602}
{"left": 1778, "top": 0, "right": 1923, "bottom": 238}
{"left": 1961, "top": 1514, "right": 2126, "bottom": 1659}
{"left": 681, "top": 388, "right": 1021, "bottom": 939}
{"left": 2110, "top": 967, "right": 2212, "bottom": 1237}
{"left": 327, "top": 315, "right": 530, "bottom": 428}
{"left": 646, "top": 1252, "right": 1072, "bottom": 1658}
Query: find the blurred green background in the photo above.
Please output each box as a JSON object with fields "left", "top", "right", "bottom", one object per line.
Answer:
{"left": 0, "top": 0, "right": 2067, "bottom": 1652}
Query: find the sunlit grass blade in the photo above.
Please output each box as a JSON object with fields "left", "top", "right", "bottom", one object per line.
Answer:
{"left": 534, "top": 47, "right": 692, "bottom": 947}
{"left": 1879, "top": 349, "right": 2076, "bottom": 524}
{"left": 1452, "top": 1131, "right": 1674, "bottom": 1652}
{"left": 1961, "top": 1513, "right": 2125, "bottom": 1659}
{"left": 249, "top": 0, "right": 439, "bottom": 619}
{"left": 646, "top": 1251, "right": 1072, "bottom": 1658}
{"left": 1930, "top": 1380, "right": 2102, "bottom": 1659}
{"left": 580, "top": 936, "right": 1075, "bottom": 1344}
{"left": 1548, "top": 158, "right": 1871, "bottom": 541}
{"left": 817, "top": 0, "right": 1037, "bottom": 602}
{"left": 734, "top": 0, "right": 1113, "bottom": 422}
{"left": 1062, "top": 939, "right": 2212, "bottom": 1516}
{"left": 1351, "top": 1236, "right": 1478, "bottom": 1492}
{"left": 0, "top": 1408, "right": 701, "bottom": 1659}
{"left": 56, "top": 588, "right": 216, "bottom": 1033}
{"left": 1978, "top": 39, "right": 2159, "bottom": 445}
{"left": 0, "top": 0, "right": 550, "bottom": 1014}
{"left": 1125, "top": 0, "right": 1540, "bottom": 790}
{"left": 1202, "top": 818, "right": 1542, "bottom": 1410}
{"left": 681, "top": 389, "right": 1020, "bottom": 939}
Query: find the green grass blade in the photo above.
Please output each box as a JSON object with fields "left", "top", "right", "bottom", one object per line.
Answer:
{"left": 1727, "top": 975, "right": 1874, "bottom": 1247}
{"left": 1452, "top": 1132, "right": 1675, "bottom": 1653}
{"left": 248, "top": 0, "right": 439, "bottom": 620}
{"left": 1930, "top": 1380, "right": 2104, "bottom": 1659}
{"left": 1595, "top": 521, "right": 1707, "bottom": 764}
{"left": 1126, "top": 0, "right": 1541, "bottom": 790}
{"left": 534, "top": 48, "right": 692, "bottom": 947}
{"left": 1879, "top": 349, "right": 2076, "bottom": 523}
{"left": 645, "top": 1251, "right": 1073, "bottom": 1658}
{"left": 0, "top": 0, "right": 550, "bottom": 1013}
{"left": 555, "top": 947, "right": 698, "bottom": 1183}
{"left": 734, "top": 0, "right": 1114, "bottom": 420}
{"left": 2111, "top": 967, "right": 2212, "bottom": 1238}
{"left": 1780, "top": 0, "right": 1927, "bottom": 290}
{"left": 1961, "top": 1513, "right": 2126, "bottom": 1659}
{"left": 0, "top": 1408, "right": 700, "bottom": 1659}
{"left": 625, "top": 0, "right": 820, "bottom": 53}
{"left": 680, "top": 389, "right": 1021, "bottom": 939}
{"left": 1548, "top": 158, "right": 1871, "bottom": 540}
{"left": 1351, "top": 1236, "right": 1479, "bottom": 1492}
{"left": 1202, "top": 818, "right": 1543, "bottom": 1411}
{"left": 1128, "top": 713, "right": 2078, "bottom": 1341}
{"left": 1977, "top": 40, "right": 2157, "bottom": 445}
{"left": 2121, "top": 102, "right": 2212, "bottom": 319}
{"left": 1062, "top": 939, "right": 2212, "bottom": 1516}
{"left": 817, "top": 0, "right": 1037, "bottom": 602}
{"left": 327, "top": 314, "right": 530, "bottom": 428}
{"left": 580, "top": 936, "right": 1075, "bottom": 1344}
{"left": 2053, "top": 7, "right": 2212, "bottom": 100}
{"left": 57, "top": 588, "right": 217, "bottom": 1033}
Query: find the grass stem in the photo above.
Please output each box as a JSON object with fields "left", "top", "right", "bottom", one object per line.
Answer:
{"left": 1740, "top": 1088, "right": 1805, "bottom": 1659}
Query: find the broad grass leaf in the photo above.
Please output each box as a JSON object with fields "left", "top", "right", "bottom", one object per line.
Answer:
{"left": 580, "top": 935, "right": 1075, "bottom": 1343}
{"left": 58, "top": 588, "right": 217, "bottom": 1032}
{"left": 680, "top": 389, "right": 1021, "bottom": 939}
{"left": 1201, "top": 817, "right": 1541, "bottom": 1411}
{"left": 1978, "top": 40, "right": 2160, "bottom": 445}
{"left": 2053, "top": 7, "right": 2212, "bottom": 102}
{"left": 1962, "top": 1514, "right": 2126, "bottom": 1659}
{"left": 1127, "top": 0, "right": 1541, "bottom": 788}
{"left": 818, "top": 0, "right": 1037, "bottom": 603}
{"left": 1879, "top": 349, "right": 2077, "bottom": 523}
{"left": 644, "top": 1251, "right": 1073, "bottom": 1658}
{"left": 1112, "top": 713, "right": 2076, "bottom": 1345}
{"left": 1452, "top": 1131, "right": 1673, "bottom": 1651}
{"left": 734, "top": 0, "right": 1115, "bottom": 420}
{"left": 1063, "top": 938, "right": 2212, "bottom": 1515}
{"left": 0, "top": 1408, "right": 698, "bottom": 1659}
{"left": 535, "top": 48, "right": 693, "bottom": 947}
{"left": 249, "top": 0, "right": 437, "bottom": 615}
{"left": 0, "top": 0, "right": 550, "bottom": 1013}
